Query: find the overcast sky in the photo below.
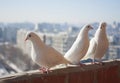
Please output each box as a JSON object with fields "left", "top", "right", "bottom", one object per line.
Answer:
{"left": 0, "top": 0, "right": 119, "bottom": 24}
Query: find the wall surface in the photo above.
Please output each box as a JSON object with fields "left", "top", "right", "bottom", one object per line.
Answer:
{"left": 0, "top": 60, "right": 120, "bottom": 83}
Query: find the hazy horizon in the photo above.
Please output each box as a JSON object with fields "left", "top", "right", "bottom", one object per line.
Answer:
{"left": 0, "top": 0, "right": 120, "bottom": 24}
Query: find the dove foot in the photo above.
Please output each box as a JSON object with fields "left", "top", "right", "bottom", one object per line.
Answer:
{"left": 91, "top": 62, "right": 97, "bottom": 65}
{"left": 91, "top": 62, "right": 104, "bottom": 66}
{"left": 79, "top": 63, "right": 86, "bottom": 66}
{"left": 39, "top": 67, "right": 52, "bottom": 74}
{"left": 97, "top": 62, "right": 104, "bottom": 66}
{"left": 112, "top": 59, "right": 117, "bottom": 62}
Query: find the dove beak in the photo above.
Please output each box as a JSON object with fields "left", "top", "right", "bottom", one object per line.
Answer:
{"left": 100, "top": 26, "right": 103, "bottom": 29}
{"left": 91, "top": 27, "right": 93, "bottom": 29}
{"left": 25, "top": 37, "right": 28, "bottom": 41}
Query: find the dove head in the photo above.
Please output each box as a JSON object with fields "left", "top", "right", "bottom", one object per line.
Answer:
{"left": 79, "top": 24, "right": 93, "bottom": 36}
{"left": 95, "top": 22, "right": 107, "bottom": 38}
{"left": 25, "top": 32, "right": 39, "bottom": 41}
{"left": 99, "top": 22, "right": 107, "bottom": 30}
{"left": 83, "top": 24, "right": 93, "bottom": 31}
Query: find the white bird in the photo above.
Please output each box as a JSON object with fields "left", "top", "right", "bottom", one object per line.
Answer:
{"left": 83, "top": 22, "right": 109, "bottom": 64}
{"left": 64, "top": 25, "right": 93, "bottom": 65}
{"left": 25, "top": 32, "right": 70, "bottom": 72}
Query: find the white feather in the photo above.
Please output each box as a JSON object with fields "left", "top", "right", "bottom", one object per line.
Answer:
{"left": 64, "top": 25, "right": 93, "bottom": 64}
{"left": 83, "top": 22, "right": 109, "bottom": 61}
{"left": 26, "top": 32, "right": 70, "bottom": 69}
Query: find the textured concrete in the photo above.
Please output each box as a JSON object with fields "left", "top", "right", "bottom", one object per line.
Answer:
{"left": 0, "top": 60, "right": 120, "bottom": 83}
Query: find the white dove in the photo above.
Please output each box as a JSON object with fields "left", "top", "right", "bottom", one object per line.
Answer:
{"left": 64, "top": 25, "right": 93, "bottom": 65}
{"left": 25, "top": 32, "right": 70, "bottom": 73}
{"left": 84, "top": 22, "right": 109, "bottom": 64}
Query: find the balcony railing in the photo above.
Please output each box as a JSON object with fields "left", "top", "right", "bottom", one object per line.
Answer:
{"left": 0, "top": 60, "right": 120, "bottom": 83}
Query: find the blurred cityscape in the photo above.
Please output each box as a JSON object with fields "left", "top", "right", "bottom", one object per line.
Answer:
{"left": 0, "top": 21, "right": 120, "bottom": 76}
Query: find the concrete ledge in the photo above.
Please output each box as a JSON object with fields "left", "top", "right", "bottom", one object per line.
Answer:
{"left": 0, "top": 60, "right": 120, "bottom": 83}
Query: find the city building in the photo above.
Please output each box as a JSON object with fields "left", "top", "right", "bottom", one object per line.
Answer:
{"left": 16, "top": 26, "right": 78, "bottom": 55}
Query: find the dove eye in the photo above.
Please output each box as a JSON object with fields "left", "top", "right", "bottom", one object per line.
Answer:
{"left": 29, "top": 34, "right": 31, "bottom": 37}
{"left": 87, "top": 25, "right": 90, "bottom": 28}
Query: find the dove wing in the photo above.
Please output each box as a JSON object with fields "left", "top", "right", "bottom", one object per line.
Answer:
{"left": 43, "top": 45, "right": 70, "bottom": 67}
{"left": 85, "top": 38, "right": 97, "bottom": 59}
